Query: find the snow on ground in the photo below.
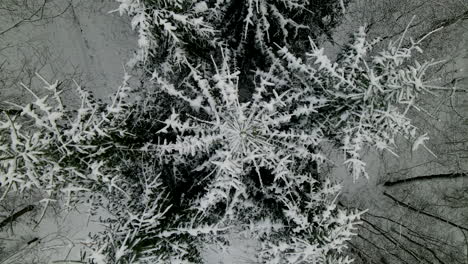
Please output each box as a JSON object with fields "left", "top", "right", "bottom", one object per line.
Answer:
{"left": 45, "top": 0, "right": 137, "bottom": 99}
{"left": 0, "top": 202, "right": 108, "bottom": 263}
{"left": 0, "top": 0, "right": 136, "bottom": 103}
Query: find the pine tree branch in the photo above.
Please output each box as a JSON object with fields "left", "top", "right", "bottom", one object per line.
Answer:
{"left": 0, "top": 205, "right": 35, "bottom": 229}
{"left": 383, "top": 172, "right": 466, "bottom": 187}
{"left": 383, "top": 191, "right": 468, "bottom": 232}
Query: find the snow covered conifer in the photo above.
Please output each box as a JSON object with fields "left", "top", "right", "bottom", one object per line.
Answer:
{"left": 0, "top": 1, "right": 441, "bottom": 263}
{"left": 115, "top": 0, "right": 347, "bottom": 99}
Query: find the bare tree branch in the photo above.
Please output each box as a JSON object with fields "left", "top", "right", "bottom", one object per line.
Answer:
{"left": 362, "top": 218, "right": 423, "bottom": 262}
{"left": 0, "top": 0, "right": 47, "bottom": 36}
{"left": 383, "top": 191, "right": 468, "bottom": 232}
{"left": 0, "top": 0, "right": 72, "bottom": 37}
{"left": 383, "top": 172, "right": 466, "bottom": 187}
{"left": 393, "top": 228, "right": 448, "bottom": 264}
{"left": 0, "top": 204, "right": 35, "bottom": 229}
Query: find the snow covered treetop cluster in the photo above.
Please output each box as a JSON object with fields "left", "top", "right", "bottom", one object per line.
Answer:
{"left": 0, "top": 0, "right": 438, "bottom": 263}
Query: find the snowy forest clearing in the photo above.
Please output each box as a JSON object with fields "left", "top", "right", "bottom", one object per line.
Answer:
{"left": 0, "top": 0, "right": 467, "bottom": 263}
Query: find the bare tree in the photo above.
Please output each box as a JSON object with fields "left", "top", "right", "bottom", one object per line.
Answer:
{"left": 332, "top": 1, "right": 468, "bottom": 263}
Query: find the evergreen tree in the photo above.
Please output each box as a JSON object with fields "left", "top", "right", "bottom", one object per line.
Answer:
{"left": 0, "top": 1, "right": 439, "bottom": 263}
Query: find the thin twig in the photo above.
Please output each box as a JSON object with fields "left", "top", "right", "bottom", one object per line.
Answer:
{"left": 383, "top": 191, "right": 468, "bottom": 232}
